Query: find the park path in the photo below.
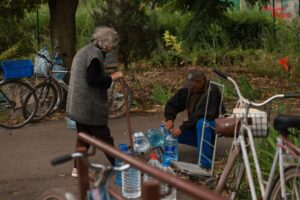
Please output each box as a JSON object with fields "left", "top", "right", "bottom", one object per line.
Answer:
{"left": 0, "top": 112, "right": 231, "bottom": 200}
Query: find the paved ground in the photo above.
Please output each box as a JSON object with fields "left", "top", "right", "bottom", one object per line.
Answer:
{"left": 0, "top": 112, "right": 231, "bottom": 200}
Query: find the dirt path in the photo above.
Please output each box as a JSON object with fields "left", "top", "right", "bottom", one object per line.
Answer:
{"left": 0, "top": 112, "right": 231, "bottom": 200}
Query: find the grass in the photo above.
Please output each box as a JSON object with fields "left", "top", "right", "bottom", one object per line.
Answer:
{"left": 151, "top": 84, "right": 173, "bottom": 105}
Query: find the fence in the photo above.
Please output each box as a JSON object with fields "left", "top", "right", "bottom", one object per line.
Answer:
{"left": 75, "top": 132, "right": 226, "bottom": 200}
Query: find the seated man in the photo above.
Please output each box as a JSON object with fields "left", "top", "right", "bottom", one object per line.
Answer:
{"left": 164, "top": 69, "right": 225, "bottom": 169}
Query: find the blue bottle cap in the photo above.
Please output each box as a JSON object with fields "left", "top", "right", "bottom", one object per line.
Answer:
{"left": 162, "top": 160, "right": 171, "bottom": 167}
{"left": 118, "top": 143, "right": 128, "bottom": 152}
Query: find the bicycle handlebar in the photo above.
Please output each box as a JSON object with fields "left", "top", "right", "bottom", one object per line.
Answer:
{"left": 213, "top": 69, "right": 300, "bottom": 107}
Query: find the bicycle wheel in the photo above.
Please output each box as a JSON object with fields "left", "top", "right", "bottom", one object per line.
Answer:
{"left": 30, "top": 76, "right": 63, "bottom": 116}
{"left": 38, "top": 188, "right": 77, "bottom": 200}
{"left": 108, "top": 79, "right": 133, "bottom": 119}
{"left": 270, "top": 166, "right": 300, "bottom": 200}
{"left": 216, "top": 145, "right": 245, "bottom": 200}
{"left": 24, "top": 80, "right": 58, "bottom": 122}
{"left": 48, "top": 78, "right": 64, "bottom": 115}
{"left": 0, "top": 80, "right": 38, "bottom": 129}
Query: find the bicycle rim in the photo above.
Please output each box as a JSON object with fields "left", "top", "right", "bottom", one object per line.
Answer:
{"left": 48, "top": 78, "right": 64, "bottom": 115}
{"left": 224, "top": 153, "right": 245, "bottom": 200}
{"left": 270, "top": 166, "right": 300, "bottom": 200}
{"left": 24, "top": 81, "right": 58, "bottom": 122}
{"left": 0, "top": 80, "right": 38, "bottom": 129}
{"left": 108, "top": 79, "right": 133, "bottom": 119}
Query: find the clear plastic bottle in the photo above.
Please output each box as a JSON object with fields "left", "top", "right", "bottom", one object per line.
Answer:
{"left": 115, "top": 144, "right": 128, "bottom": 187}
{"left": 161, "top": 160, "right": 177, "bottom": 200}
{"left": 122, "top": 152, "right": 141, "bottom": 199}
{"left": 65, "top": 117, "right": 76, "bottom": 129}
{"left": 163, "top": 130, "right": 178, "bottom": 161}
{"left": 132, "top": 131, "right": 150, "bottom": 153}
{"left": 147, "top": 128, "right": 164, "bottom": 148}
{"left": 143, "top": 153, "right": 162, "bottom": 182}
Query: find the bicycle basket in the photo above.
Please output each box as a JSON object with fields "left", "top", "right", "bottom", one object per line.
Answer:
{"left": 2, "top": 59, "right": 33, "bottom": 79}
{"left": 233, "top": 108, "right": 268, "bottom": 137}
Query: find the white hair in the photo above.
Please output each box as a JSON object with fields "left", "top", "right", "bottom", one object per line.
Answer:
{"left": 90, "top": 26, "right": 119, "bottom": 52}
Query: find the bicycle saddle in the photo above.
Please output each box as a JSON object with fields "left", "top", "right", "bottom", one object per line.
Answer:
{"left": 273, "top": 114, "right": 300, "bottom": 136}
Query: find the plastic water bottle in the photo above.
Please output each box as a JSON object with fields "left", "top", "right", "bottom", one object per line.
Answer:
{"left": 132, "top": 131, "right": 150, "bottom": 153}
{"left": 163, "top": 130, "right": 178, "bottom": 161}
{"left": 161, "top": 160, "right": 177, "bottom": 200}
{"left": 66, "top": 117, "right": 76, "bottom": 129}
{"left": 143, "top": 153, "right": 162, "bottom": 182}
{"left": 115, "top": 144, "right": 128, "bottom": 187}
{"left": 146, "top": 128, "right": 164, "bottom": 148}
{"left": 122, "top": 152, "right": 141, "bottom": 199}
{"left": 54, "top": 52, "right": 63, "bottom": 65}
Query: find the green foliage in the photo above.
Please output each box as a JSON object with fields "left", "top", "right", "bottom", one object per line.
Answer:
{"left": 223, "top": 10, "right": 273, "bottom": 49}
{"left": 151, "top": 84, "right": 173, "bottom": 105}
{"left": 0, "top": 0, "right": 46, "bottom": 21}
{"left": 92, "top": 0, "right": 159, "bottom": 69}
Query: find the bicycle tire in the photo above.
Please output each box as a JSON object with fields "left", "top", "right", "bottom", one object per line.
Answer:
{"left": 269, "top": 166, "right": 300, "bottom": 200}
{"left": 216, "top": 146, "right": 245, "bottom": 200}
{"left": 0, "top": 80, "right": 38, "bottom": 129}
{"left": 108, "top": 79, "right": 133, "bottom": 119}
{"left": 24, "top": 81, "right": 58, "bottom": 122}
{"left": 48, "top": 78, "right": 64, "bottom": 115}
{"left": 38, "top": 188, "right": 77, "bottom": 200}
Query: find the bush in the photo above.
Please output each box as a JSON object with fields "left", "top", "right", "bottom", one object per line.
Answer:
{"left": 222, "top": 10, "right": 273, "bottom": 49}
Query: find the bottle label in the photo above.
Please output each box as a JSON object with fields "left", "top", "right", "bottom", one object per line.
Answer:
{"left": 164, "top": 146, "right": 175, "bottom": 157}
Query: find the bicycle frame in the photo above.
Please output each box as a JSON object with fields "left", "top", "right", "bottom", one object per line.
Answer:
{"left": 216, "top": 116, "right": 299, "bottom": 200}
{"left": 213, "top": 69, "right": 300, "bottom": 200}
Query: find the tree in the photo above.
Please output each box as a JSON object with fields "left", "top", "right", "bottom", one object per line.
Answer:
{"left": 92, "top": 0, "right": 158, "bottom": 70}
{"left": 48, "top": 0, "right": 78, "bottom": 69}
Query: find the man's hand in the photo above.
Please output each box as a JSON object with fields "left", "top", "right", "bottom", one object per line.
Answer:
{"left": 165, "top": 120, "right": 174, "bottom": 130}
{"left": 172, "top": 128, "right": 182, "bottom": 137}
{"left": 111, "top": 71, "right": 123, "bottom": 81}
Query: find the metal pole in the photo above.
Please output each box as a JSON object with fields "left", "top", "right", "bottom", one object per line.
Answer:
{"left": 76, "top": 147, "right": 89, "bottom": 200}
{"left": 120, "top": 78, "right": 133, "bottom": 148}
{"left": 108, "top": 187, "right": 125, "bottom": 200}
{"left": 36, "top": 4, "right": 40, "bottom": 50}
{"left": 78, "top": 132, "right": 226, "bottom": 200}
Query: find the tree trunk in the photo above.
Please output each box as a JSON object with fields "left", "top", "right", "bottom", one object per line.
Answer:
{"left": 48, "top": 0, "right": 78, "bottom": 70}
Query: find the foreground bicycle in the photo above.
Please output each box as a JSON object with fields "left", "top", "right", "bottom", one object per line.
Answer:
{"left": 38, "top": 151, "right": 130, "bottom": 200}
{"left": 212, "top": 69, "right": 300, "bottom": 200}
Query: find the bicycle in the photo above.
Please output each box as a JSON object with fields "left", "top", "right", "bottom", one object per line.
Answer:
{"left": 211, "top": 69, "right": 300, "bottom": 200}
{"left": 38, "top": 151, "right": 130, "bottom": 200}
{"left": 0, "top": 79, "right": 38, "bottom": 128}
{"left": 33, "top": 50, "right": 133, "bottom": 120}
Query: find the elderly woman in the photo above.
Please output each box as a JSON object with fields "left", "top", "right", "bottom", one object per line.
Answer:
{"left": 67, "top": 27, "right": 122, "bottom": 177}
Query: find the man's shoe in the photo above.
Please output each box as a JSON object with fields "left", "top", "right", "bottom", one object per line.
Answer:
{"left": 71, "top": 168, "right": 78, "bottom": 178}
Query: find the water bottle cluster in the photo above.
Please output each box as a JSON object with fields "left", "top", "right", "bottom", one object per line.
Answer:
{"left": 132, "top": 124, "right": 179, "bottom": 162}
{"left": 116, "top": 124, "right": 179, "bottom": 199}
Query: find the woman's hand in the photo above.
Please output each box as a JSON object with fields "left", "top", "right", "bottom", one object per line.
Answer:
{"left": 111, "top": 72, "right": 123, "bottom": 81}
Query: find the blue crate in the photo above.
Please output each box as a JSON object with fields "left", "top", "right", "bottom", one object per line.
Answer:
{"left": 1, "top": 59, "right": 33, "bottom": 79}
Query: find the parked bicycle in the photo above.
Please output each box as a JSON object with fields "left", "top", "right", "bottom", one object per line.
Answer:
{"left": 211, "top": 69, "right": 300, "bottom": 200}
{"left": 32, "top": 49, "right": 133, "bottom": 120}
{"left": 38, "top": 151, "right": 130, "bottom": 200}
{"left": 0, "top": 59, "right": 38, "bottom": 128}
